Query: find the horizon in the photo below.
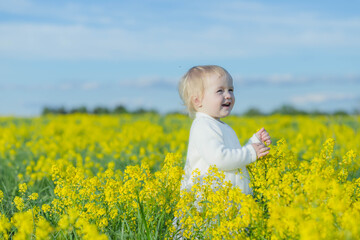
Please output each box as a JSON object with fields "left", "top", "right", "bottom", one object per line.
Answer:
{"left": 18, "top": 103, "right": 360, "bottom": 117}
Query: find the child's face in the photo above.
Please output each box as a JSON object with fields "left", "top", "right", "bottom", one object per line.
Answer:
{"left": 197, "top": 74, "right": 235, "bottom": 120}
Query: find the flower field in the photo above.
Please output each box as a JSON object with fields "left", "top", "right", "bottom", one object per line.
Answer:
{"left": 0, "top": 113, "right": 359, "bottom": 239}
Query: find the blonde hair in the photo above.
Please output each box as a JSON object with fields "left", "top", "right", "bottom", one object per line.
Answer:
{"left": 178, "top": 65, "right": 233, "bottom": 117}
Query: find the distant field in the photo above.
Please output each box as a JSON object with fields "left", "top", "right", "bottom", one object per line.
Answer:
{"left": 0, "top": 114, "right": 359, "bottom": 239}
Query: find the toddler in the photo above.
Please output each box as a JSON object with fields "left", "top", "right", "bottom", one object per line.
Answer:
{"left": 178, "top": 65, "right": 271, "bottom": 195}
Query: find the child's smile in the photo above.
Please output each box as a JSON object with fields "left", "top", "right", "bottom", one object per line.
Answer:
{"left": 222, "top": 102, "right": 231, "bottom": 107}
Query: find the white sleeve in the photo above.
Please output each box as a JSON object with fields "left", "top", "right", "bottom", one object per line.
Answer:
{"left": 192, "top": 120, "right": 257, "bottom": 171}
{"left": 245, "top": 134, "right": 261, "bottom": 146}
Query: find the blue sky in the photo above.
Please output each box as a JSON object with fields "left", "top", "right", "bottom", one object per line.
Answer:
{"left": 0, "top": 0, "right": 359, "bottom": 116}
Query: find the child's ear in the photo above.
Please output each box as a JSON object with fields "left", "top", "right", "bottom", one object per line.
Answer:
{"left": 192, "top": 96, "right": 202, "bottom": 109}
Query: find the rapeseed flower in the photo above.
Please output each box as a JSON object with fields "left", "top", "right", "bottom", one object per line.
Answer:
{"left": 29, "top": 193, "right": 39, "bottom": 201}
{"left": 18, "top": 183, "right": 27, "bottom": 195}
{"left": 13, "top": 196, "right": 24, "bottom": 211}
{"left": 0, "top": 114, "right": 359, "bottom": 239}
{"left": 0, "top": 214, "right": 11, "bottom": 237}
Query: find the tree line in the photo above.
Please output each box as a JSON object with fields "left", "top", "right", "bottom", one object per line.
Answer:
{"left": 242, "top": 105, "right": 357, "bottom": 116}
{"left": 42, "top": 104, "right": 358, "bottom": 116}
{"left": 42, "top": 105, "right": 158, "bottom": 115}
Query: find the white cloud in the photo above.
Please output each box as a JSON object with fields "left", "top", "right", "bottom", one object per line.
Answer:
{"left": 1, "top": 73, "right": 358, "bottom": 92}
{"left": 0, "top": 1, "right": 359, "bottom": 60}
{"left": 0, "top": 23, "right": 135, "bottom": 59}
{"left": 290, "top": 93, "right": 357, "bottom": 105}
{"left": 59, "top": 83, "right": 73, "bottom": 90}
{"left": 0, "top": 0, "right": 114, "bottom": 25}
{"left": 0, "top": 81, "right": 103, "bottom": 91}
{"left": 0, "top": 0, "right": 33, "bottom": 14}
{"left": 233, "top": 74, "right": 360, "bottom": 86}
{"left": 201, "top": 2, "right": 360, "bottom": 48}
{"left": 81, "top": 82, "right": 99, "bottom": 90}
{"left": 118, "top": 77, "right": 177, "bottom": 89}
{"left": 235, "top": 74, "right": 298, "bottom": 84}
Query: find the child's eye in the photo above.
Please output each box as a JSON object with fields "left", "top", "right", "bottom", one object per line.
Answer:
{"left": 217, "top": 89, "right": 223, "bottom": 93}
{"left": 229, "top": 89, "right": 234, "bottom": 92}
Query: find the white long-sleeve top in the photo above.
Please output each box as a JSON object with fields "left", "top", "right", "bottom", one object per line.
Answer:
{"left": 181, "top": 112, "right": 260, "bottom": 195}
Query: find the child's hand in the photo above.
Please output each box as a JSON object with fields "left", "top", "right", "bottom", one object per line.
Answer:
{"left": 252, "top": 143, "right": 270, "bottom": 159}
{"left": 256, "top": 128, "right": 272, "bottom": 146}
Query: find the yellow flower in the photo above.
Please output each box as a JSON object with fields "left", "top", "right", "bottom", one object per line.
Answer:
{"left": 13, "top": 196, "right": 24, "bottom": 211}
{"left": 0, "top": 213, "right": 11, "bottom": 237}
{"left": 41, "top": 204, "right": 51, "bottom": 213}
{"left": 18, "top": 183, "right": 27, "bottom": 195}
{"left": 1, "top": 113, "right": 360, "bottom": 239}
{"left": 58, "top": 215, "right": 71, "bottom": 231}
{"left": 11, "top": 210, "right": 34, "bottom": 239}
{"left": 36, "top": 216, "right": 54, "bottom": 239}
{"left": 17, "top": 173, "right": 23, "bottom": 181}
{"left": 98, "top": 218, "right": 108, "bottom": 228}
{"left": 29, "top": 193, "right": 39, "bottom": 201}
